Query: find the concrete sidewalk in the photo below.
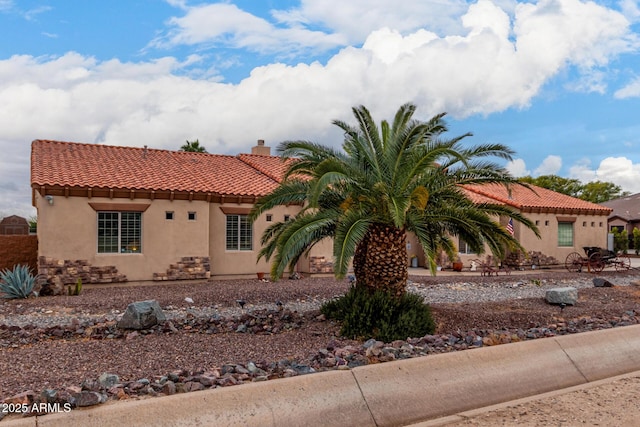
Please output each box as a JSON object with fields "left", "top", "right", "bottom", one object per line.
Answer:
{"left": 4, "top": 324, "right": 640, "bottom": 427}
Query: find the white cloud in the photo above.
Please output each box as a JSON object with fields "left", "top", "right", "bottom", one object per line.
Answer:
{"left": 614, "top": 76, "right": 640, "bottom": 98}
{"left": 569, "top": 157, "right": 640, "bottom": 193}
{"left": 620, "top": 0, "right": 640, "bottom": 22}
{"left": 505, "top": 159, "right": 530, "bottom": 177}
{"left": 273, "top": 0, "right": 469, "bottom": 41}
{"left": 150, "top": 3, "right": 346, "bottom": 55}
{"left": 534, "top": 155, "right": 562, "bottom": 176}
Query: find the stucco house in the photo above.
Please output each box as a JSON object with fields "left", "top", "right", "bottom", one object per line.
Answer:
{"left": 601, "top": 193, "right": 640, "bottom": 233}
{"left": 457, "top": 183, "right": 612, "bottom": 267}
{"left": 600, "top": 193, "right": 640, "bottom": 251}
{"left": 31, "top": 139, "right": 612, "bottom": 285}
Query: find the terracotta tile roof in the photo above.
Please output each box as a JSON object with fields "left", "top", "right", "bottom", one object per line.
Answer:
{"left": 31, "top": 140, "right": 281, "bottom": 197}
{"left": 237, "top": 153, "right": 293, "bottom": 183}
{"left": 32, "top": 140, "right": 613, "bottom": 215}
{"left": 460, "top": 187, "right": 505, "bottom": 205}
{"left": 462, "top": 183, "right": 613, "bottom": 214}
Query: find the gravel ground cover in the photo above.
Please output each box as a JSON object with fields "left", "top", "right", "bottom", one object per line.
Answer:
{"left": 1, "top": 269, "right": 640, "bottom": 419}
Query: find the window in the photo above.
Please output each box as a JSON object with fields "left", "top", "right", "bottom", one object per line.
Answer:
{"left": 188, "top": 212, "right": 196, "bottom": 221}
{"left": 458, "top": 237, "right": 475, "bottom": 254}
{"left": 535, "top": 220, "right": 540, "bottom": 226}
{"left": 284, "top": 214, "right": 291, "bottom": 221}
{"left": 165, "top": 211, "right": 174, "bottom": 220}
{"left": 545, "top": 220, "right": 549, "bottom": 226}
{"left": 98, "top": 212, "right": 141, "bottom": 253}
{"left": 557, "top": 222, "right": 574, "bottom": 247}
{"left": 266, "top": 214, "right": 272, "bottom": 222}
{"left": 226, "top": 215, "right": 252, "bottom": 250}
{"left": 582, "top": 221, "right": 587, "bottom": 227}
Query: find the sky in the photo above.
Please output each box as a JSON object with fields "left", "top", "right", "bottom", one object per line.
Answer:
{"left": 2, "top": 0, "right": 640, "bottom": 220}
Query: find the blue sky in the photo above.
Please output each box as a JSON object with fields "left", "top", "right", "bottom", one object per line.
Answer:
{"left": 2, "top": 0, "right": 640, "bottom": 219}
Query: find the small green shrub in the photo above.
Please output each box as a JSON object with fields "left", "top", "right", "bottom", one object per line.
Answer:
{"left": 633, "top": 228, "right": 640, "bottom": 255}
{"left": 321, "top": 285, "right": 435, "bottom": 342}
{"left": 68, "top": 278, "right": 82, "bottom": 296}
{"left": 0, "top": 265, "right": 38, "bottom": 299}
{"left": 613, "top": 228, "right": 629, "bottom": 253}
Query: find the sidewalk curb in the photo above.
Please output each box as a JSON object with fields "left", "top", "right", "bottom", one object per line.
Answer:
{"left": 411, "top": 369, "right": 640, "bottom": 426}
{"left": 4, "top": 325, "right": 640, "bottom": 427}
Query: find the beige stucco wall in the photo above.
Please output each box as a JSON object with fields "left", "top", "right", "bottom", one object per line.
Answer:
{"left": 515, "top": 212, "right": 609, "bottom": 262}
{"left": 405, "top": 211, "right": 610, "bottom": 270}
{"left": 36, "top": 193, "right": 210, "bottom": 281}
{"left": 36, "top": 190, "right": 612, "bottom": 280}
{"left": 208, "top": 203, "right": 303, "bottom": 277}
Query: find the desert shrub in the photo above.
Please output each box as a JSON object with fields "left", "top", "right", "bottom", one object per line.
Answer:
{"left": 0, "top": 264, "right": 38, "bottom": 299}
{"left": 321, "top": 285, "right": 435, "bottom": 342}
{"left": 633, "top": 228, "right": 640, "bottom": 255}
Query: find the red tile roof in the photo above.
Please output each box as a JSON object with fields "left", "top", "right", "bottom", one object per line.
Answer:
{"left": 31, "top": 140, "right": 282, "bottom": 197}
{"left": 237, "top": 153, "right": 293, "bottom": 183}
{"left": 463, "top": 183, "right": 612, "bottom": 214}
{"left": 31, "top": 140, "right": 613, "bottom": 215}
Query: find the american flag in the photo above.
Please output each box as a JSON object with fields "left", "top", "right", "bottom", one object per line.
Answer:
{"left": 506, "top": 218, "right": 514, "bottom": 236}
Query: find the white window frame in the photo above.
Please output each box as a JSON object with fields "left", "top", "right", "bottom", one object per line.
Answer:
{"left": 97, "top": 211, "right": 142, "bottom": 254}
{"left": 226, "top": 214, "right": 253, "bottom": 251}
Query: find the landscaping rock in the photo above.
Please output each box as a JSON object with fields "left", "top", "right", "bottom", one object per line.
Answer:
{"left": 545, "top": 287, "right": 578, "bottom": 305}
{"left": 75, "top": 391, "right": 106, "bottom": 407}
{"left": 593, "top": 277, "right": 614, "bottom": 287}
{"left": 98, "top": 373, "right": 119, "bottom": 388}
{"left": 39, "top": 276, "right": 65, "bottom": 296}
{"left": 117, "top": 300, "right": 166, "bottom": 330}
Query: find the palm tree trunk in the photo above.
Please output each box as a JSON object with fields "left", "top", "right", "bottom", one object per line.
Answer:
{"left": 353, "top": 223, "right": 408, "bottom": 297}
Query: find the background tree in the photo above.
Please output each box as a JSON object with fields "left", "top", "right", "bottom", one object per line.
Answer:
{"left": 519, "top": 175, "right": 582, "bottom": 198}
{"left": 579, "top": 181, "right": 629, "bottom": 203}
{"left": 251, "top": 103, "right": 539, "bottom": 297}
{"left": 28, "top": 216, "right": 37, "bottom": 234}
{"left": 180, "top": 139, "right": 207, "bottom": 153}
{"left": 612, "top": 228, "right": 629, "bottom": 253}
{"left": 519, "top": 175, "right": 629, "bottom": 203}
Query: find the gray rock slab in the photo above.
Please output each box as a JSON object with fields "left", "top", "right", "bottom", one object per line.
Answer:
{"left": 117, "top": 300, "right": 166, "bottom": 330}
{"left": 545, "top": 287, "right": 578, "bottom": 305}
{"left": 593, "top": 277, "right": 614, "bottom": 287}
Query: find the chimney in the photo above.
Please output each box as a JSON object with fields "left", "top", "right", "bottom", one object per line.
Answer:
{"left": 251, "top": 139, "right": 271, "bottom": 156}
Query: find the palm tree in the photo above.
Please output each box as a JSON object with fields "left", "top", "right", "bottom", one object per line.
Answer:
{"left": 180, "top": 139, "right": 207, "bottom": 153}
{"left": 250, "top": 103, "right": 539, "bottom": 297}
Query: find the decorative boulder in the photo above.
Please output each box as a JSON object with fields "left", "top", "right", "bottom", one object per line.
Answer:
{"left": 39, "top": 276, "right": 65, "bottom": 296}
{"left": 98, "top": 373, "right": 120, "bottom": 388}
{"left": 593, "top": 277, "right": 614, "bottom": 288}
{"left": 117, "top": 300, "right": 166, "bottom": 330}
{"left": 545, "top": 287, "right": 578, "bottom": 306}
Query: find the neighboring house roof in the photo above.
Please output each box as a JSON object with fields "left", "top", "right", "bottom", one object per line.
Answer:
{"left": 463, "top": 183, "right": 612, "bottom": 215}
{"left": 0, "top": 215, "right": 29, "bottom": 235}
{"left": 31, "top": 140, "right": 285, "bottom": 202}
{"left": 600, "top": 193, "right": 640, "bottom": 221}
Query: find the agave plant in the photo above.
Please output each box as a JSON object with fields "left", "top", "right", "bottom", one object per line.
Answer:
{"left": 0, "top": 265, "right": 38, "bottom": 299}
